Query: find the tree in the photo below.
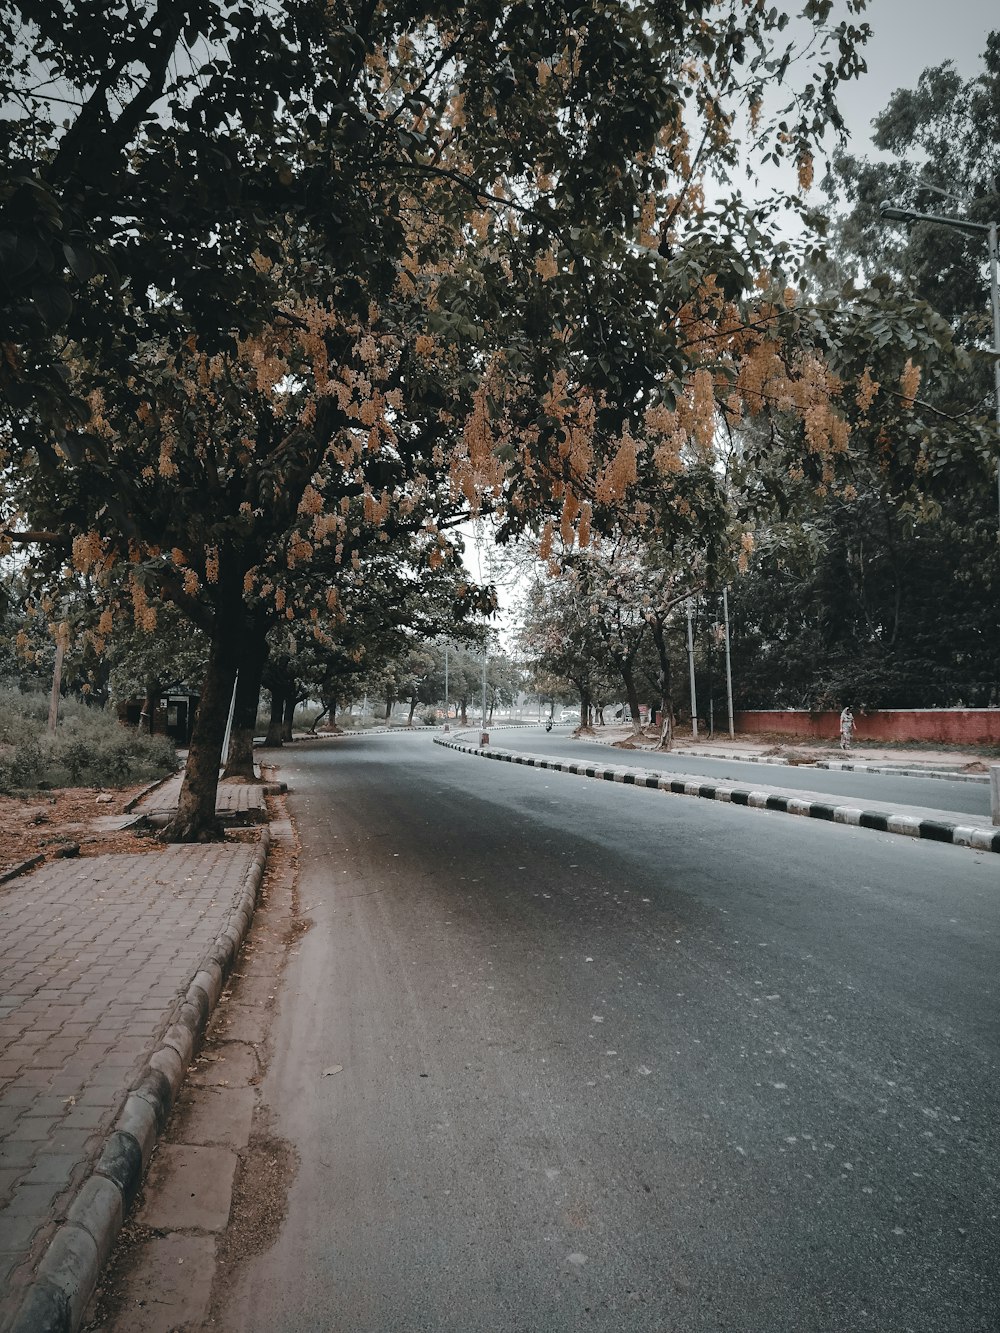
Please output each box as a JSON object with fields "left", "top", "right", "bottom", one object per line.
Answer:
{"left": 14, "top": 0, "right": 973, "bottom": 835}
{"left": 518, "top": 570, "right": 618, "bottom": 730}
{"left": 719, "top": 33, "right": 1000, "bottom": 710}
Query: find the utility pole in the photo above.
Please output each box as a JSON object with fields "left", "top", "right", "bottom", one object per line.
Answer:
{"left": 722, "top": 586, "right": 735, "bottom": 739}
{"left": 685, "top": 600, "right": 698, "bottom": 740}
{"left": 221, "top": 672, "right": 239, "bottom": 765}
{"left": 481, "top": 650, "right": 488, "bottom": 728}
{"left": 444, "top": 643, "right": 449, "bottom": 723}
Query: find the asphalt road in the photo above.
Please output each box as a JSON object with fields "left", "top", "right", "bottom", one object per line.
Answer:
{"left": 478, "top": 725, "right": 992, "bottom": 820}
{"left": 223, "top": 733, "right": 1000, "bottom": 1333}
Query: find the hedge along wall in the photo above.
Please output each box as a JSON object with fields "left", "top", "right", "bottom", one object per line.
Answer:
{"left": 734, "top": 710, "right": 1000, "bottom": 745}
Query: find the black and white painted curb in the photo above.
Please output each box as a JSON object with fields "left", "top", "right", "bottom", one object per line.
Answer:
{"left": 7, "top": 832, "right": 271, "bottom": 1333}
{"left": 434, "top": 738, "right": 1000, "bottom": 855}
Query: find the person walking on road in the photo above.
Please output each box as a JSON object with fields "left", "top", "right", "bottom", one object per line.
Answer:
{"left": 839, "top": 705, "right": 855, "bottom": 752}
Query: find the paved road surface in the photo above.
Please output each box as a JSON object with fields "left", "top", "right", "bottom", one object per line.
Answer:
{"left": 222, "top": 734, "right": 1000, "bottom": 1333}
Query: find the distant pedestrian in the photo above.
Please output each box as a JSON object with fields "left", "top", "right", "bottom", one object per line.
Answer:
{"left": 839, "top": 705, "right": 855, "bottom": 752}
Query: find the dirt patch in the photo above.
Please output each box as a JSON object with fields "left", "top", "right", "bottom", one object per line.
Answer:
{"left": 0, "top": 783, "right": 167, "bottom": 876}
{"left": 961, "top": 760, "right": 990, "bottom": 774}
{"left": 759, "top": 747, "right": 816, "bottom": 765}
{"left": 211, "top": 1118, "right": 300, "bottom": 1301}
{"left": 80, "top": 1209, "right": 159, "bottom": 1331}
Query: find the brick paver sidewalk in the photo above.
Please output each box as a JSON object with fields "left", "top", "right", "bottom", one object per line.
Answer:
{"left": 0, "top": 842, "right": 263, "bottom": 1329}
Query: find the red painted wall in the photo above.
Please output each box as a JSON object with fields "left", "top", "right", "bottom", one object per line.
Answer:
{"left": 734, "top": 710, "right": 1000, "bottom": 745}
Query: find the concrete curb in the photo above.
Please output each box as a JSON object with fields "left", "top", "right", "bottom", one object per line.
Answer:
{"left": 122, "top": 768, "right": 181, "bottom": 814}
{"left": 814, "top": 760, "right": 989, "bottom": 784}
{"left": 5, "top": 830, "right": 271, "bottom": 1333}
{"left": 311, "top": 725, "right": 439, "bottom": 738}
{"left": 314, "top": 724, "right": 542, "bottom": 741}
{"left": 434, "top": 738, "right": 1000, "bottom": 855}
{"left": 0, "top": 854, "right": 45, "bottom": 886}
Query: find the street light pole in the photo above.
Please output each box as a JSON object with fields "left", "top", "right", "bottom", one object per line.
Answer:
{"left": 880, "top": 200, "right": 1000, "bottom": 536}
{"left": 722, "top": 586, "right": 735, "bottom": 739}
{"left": 990, "top": 218, "right": 1000, "bottom": 526}
{"left": 685, "top": 600, "right": 699, "bottom": 740}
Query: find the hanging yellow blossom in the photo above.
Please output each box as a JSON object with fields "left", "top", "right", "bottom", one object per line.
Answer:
{"left": 796, "top": 151, "right": 814, "bottom": 192}
{"left": 856, "top": 368, "right": 880, "bottom": 412}
{"left": 538, "top": 520, "right": 554, "bottom": 561}
{"left": 535, "top": 249, "right": 559, "bottom": 281}
{"left": 899, "top": 359, "right": 921, "bottom": 408}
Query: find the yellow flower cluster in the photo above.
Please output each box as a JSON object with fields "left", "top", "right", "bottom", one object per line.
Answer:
{"left": 577, "top": 501, "right": 592, "bottom": 549}
{"left": 559, "top": 490, "right": 580, "bottom": 546}
{"left": 158, "top": 438, "right": 178, "bottom": 479}
{"left": 363, "top": 489, "right": 392, "bottom": 525}
{"left": 71, "top": 531, "right": 105, "bottom": 574}
{"left": 287, "top": 536, "right": 313, "bottom": 569}
{"left": 130, "top": 580, "right": 157, "bottom": 633}
{"left": 594, "top": 429, "right": 638, "bottom": 504}
{"left": 856, "top": 368, "right": 880, "bottom": 412}
{"left": 535, "top": 250, "right": 559, "bottom": 281}
{"left": 796, "top": 151, "right": 814, "bottom": 192}
{"left": 899, "top": 358, "right": 921, "bottom": 408}
{"left": 538, "top": 521, "right": 554, "bottom": 560}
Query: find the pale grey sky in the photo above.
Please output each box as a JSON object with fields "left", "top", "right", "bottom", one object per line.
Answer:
{"left": 831, "top": 0, "right": 993, "bottom": 155}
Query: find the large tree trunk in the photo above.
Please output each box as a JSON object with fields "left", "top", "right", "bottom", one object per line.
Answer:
{"left": 164, "top": 631, "right": 236, "bottom": 842}
{"left": 575, "top": 684, "right": 590, "bottom": 730}
{"left": 406, "top": 696, "right": 417, "bottom": 726}
{"left": 620, "top": 659, "right": 643, "bottom": 736}
{"left": 223, "top": 626, "right": 268, "bottom": 779}
{"left": 459, "top": 698, "right": 467, "bottom": 724}
{"left": 651, "top": 620, "right": 675, "bottom": 751}
{"left": 384, "top": 689, "right": 394, "bottom": 722}
{"left": 263, "top": 689, "right": 284, "bottom": 747}
{"left": 281, "top": 690, "right": 296, "bottom": 743}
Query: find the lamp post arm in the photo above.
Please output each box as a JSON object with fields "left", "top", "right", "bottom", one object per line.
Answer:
{"left": 883, "top": 206, "right": 991, "bottom": 236}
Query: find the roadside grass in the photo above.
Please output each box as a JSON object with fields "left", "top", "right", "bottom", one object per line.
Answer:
{"left": 0, "top": 688, "right": 178, "bottom": 794}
